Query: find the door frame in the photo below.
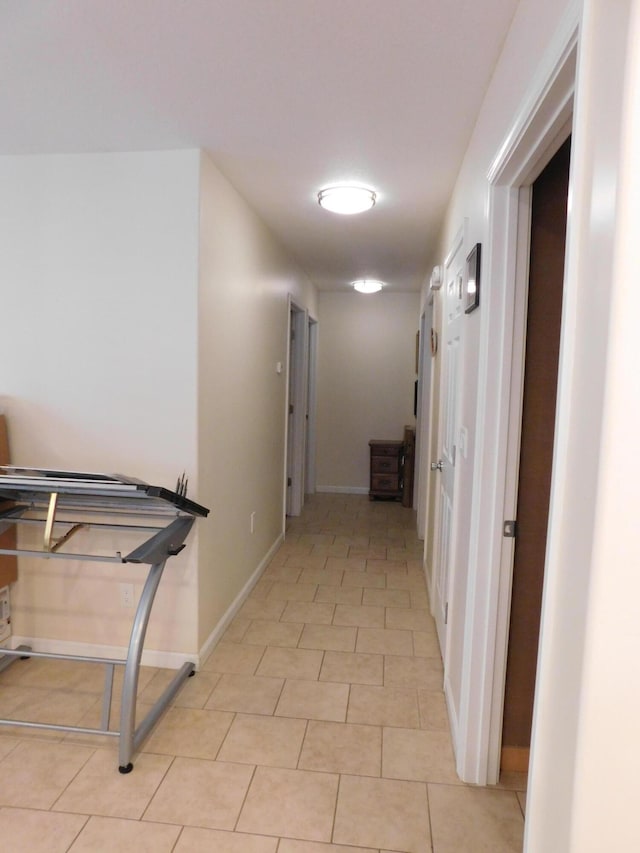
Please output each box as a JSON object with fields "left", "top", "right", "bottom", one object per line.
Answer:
{"left": 431, "top": 224, "right": 466, "bottom": 666}
{"left": 455, "top": 6, "right": 579, "bottom": 784}
{"left": 305, "top": 315, "right": 319, "bottom": 496}
{"left": 415, "top": 297, "right": 434, "bottom": 538}
{"left": 285, "top": 297, "right": 310, "bottom": 517}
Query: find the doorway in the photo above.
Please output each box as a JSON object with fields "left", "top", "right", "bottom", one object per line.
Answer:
{"left": 432, "top": 226, "right": 466, "bottom": 661}
{"left": 500, "top": 137, "right": 571, "bottom": 772}
{"left": 415, "top": 298, "right": 434, "bottom": 541}
{"left": 452, "top": 24, "right": 577, "bottom": 785}
{"left": 285, "top": 299, "right": 316, "bottom": 518}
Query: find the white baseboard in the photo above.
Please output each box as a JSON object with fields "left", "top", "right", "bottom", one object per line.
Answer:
{"left": 444, "top": 671, "right": 460, "bottom": 766}
{"left": 7, "top": 635, "right": 194, "bottom": 671}
{"left": 315, "top": 486, "right": 369, "bottom": 495}
{"left": 5, "top": 534, "right": 285, "bottom": 673}
{"left": 197, "top": 532, "right": 284, "bottom": 665}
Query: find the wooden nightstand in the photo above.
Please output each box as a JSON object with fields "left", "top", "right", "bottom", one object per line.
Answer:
{"left": 369, "top": 440, "right": 404, "bottom": 501}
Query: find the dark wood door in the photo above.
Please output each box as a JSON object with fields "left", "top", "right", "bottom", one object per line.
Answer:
{"left": 501, "top": 137, "right": 571, "bottom": 769}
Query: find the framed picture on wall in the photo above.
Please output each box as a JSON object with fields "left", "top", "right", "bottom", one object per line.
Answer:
{"left": 465, "top": 243, "right": 481, "bottom": 314}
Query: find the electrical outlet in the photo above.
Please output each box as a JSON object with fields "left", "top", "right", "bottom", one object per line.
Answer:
{"left": 250, "top": 511, "right": 256, "bottom": 534}
{"left": 119, "top": 583, "right": 135, "bottom": 608}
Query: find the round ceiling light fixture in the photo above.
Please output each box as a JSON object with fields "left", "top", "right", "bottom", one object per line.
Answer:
{"left": 352, "top": 279, "right": 384, "bottom": 294}
{"left": 318, "top": 185, "right": 376, "bottom": 215}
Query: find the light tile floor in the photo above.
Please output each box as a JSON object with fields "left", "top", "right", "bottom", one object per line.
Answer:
{"left": 0, "top": 493, "right": 526, "bottom": 852}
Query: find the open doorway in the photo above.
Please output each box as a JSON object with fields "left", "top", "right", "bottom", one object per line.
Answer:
{"left": 285, "top": 299, "right": 317, "bottom": 518}
{"left": 452, "top": 21, "right": 578, "bottom": 785}
{"left": 500, "top": 137, "right": 571, "bottom": 773}
{"left": 305, "top": 316, "right": 318, "bottom": 497}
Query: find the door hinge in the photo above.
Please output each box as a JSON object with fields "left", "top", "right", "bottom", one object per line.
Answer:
{"left": 503, "top": 520, "right": 517, "bottom": 538}
{"left": 287, "top": 477, "right": 292, "bottom": 487}
{"left": 289, "top": 404, "right": 294, "bottom": 414}
{"left": 444, "top": 602, "right": 449, "bottom": 624}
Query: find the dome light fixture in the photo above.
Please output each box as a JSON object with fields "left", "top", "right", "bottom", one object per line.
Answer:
{"left": 352, "top": 279, "right": 384, "bottom": 294}
{"left": 318, "top": 185, "right": 376, "bottom": 215}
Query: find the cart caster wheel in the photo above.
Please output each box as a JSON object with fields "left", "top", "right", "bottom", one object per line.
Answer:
{"left": 188, "top": 669, "right": 196, "bottom": 677}
{"left": 118, "top": 763, "right": 133, "bottom": 774}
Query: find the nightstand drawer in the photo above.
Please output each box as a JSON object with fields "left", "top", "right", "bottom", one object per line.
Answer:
{"left": 369, "top": 439, "right": 404, "bottom": 501}
{"left": 371, "top": 456, "right": 399, "bottom": 474}
{"left": 369, "top": 441, "right": 403, "bottom": 457}
{"left": 371, "top": 473, "right": 399, "bottom": 492}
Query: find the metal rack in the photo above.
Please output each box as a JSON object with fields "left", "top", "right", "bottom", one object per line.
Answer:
{"left": 0, "top": 467, "right": 209, "bottom": 773}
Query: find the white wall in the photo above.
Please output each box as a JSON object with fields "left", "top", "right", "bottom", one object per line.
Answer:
{"left": 0, "top": 150, "right": 201, "bottom": 655}
{"left": 316, "top": 291, "right": 419, "bottom": 492}
{"left": 196, "top": 152, "right": 317, "bottom": 650}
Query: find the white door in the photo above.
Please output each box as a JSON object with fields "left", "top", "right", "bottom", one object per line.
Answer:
{"left": 286, "top": 301, "right": 309, "bottom": 517}
{"left": 432, "top": 230, "right": 465, "bottom": 656}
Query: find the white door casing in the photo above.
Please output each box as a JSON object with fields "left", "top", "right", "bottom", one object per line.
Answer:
{"left": 305, "top": 317, "right": 318, "bottom": 496}
{"left": 433, "top": 225, "right": 466, "bottom": 659}
{"left": 416, "top": 299, "right": 434, "bottom": 541}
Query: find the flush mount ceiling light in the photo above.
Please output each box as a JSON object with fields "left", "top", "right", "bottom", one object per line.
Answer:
{"left": 352, "top": 279, "right": 384, "bottom": 294}
{"left": 318, "top": 185, "right": 376, "bottom": 215}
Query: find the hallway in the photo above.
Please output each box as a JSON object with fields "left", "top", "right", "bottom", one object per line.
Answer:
{"left": 0, "top": 494, "right": 525, "bottom": 851}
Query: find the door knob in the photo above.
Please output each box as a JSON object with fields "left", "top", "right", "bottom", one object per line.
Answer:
{"left": 431, "top": 460, "right": 443, "bottom": 472}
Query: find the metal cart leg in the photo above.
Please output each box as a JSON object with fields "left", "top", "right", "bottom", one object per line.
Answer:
{"left": 118, "top": 558, "right": 167, "bottom": 773}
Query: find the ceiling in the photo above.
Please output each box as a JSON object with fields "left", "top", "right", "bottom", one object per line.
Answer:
{"left": 1, "top": 0, "right": 519, "bottom": 292}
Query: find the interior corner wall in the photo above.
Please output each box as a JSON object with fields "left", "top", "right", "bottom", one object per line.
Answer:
{"left": 0, "top": 150, "right": 201, "bottom": 655}
{"left": 315, "top": 291, "right": 419, "bottom": 492}
{"left": 196, "top": 151, "right": 317, "bottom": 651}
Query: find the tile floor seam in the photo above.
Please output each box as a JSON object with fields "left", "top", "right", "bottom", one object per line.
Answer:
{"left": 253, "top": 644, "right": 268, "bottom": 676}
{"left": 138, "top": 753, "right": 178, "bottom": 823}
{"left": 45, "top": 743, "right": 98, "bottom": 814}
{"left": 231, "top": 761, "right": 258, "bottom": 833}
{"left": 62, "top": 810, "right": 90, "bottom": 853}
{"left": 295, "top": 718, "right": 310, "bottom": 769}
{"left": 330, "top": 773, "right": 344, "bottom": 847}
{"left": 169, "top": 824, "right": 187, "bottom": 852}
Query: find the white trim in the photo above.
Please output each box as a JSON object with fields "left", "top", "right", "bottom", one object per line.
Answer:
{"left": 198, "top": 532, "right": 284, "bottom": 664}
{"left": 305, "top": 316, "right": 319, "bottom": 495}
{"left": 315, "top": 485, "right": 369, "bottom": 495}
{"left": 456, "top": 4, "right": 579, "bottom": 785}
{"left": 8, "top": 635, "right": 195, "bottom": 671}
{"left": 431, "top": 221, "right": 467, "bottom": 653}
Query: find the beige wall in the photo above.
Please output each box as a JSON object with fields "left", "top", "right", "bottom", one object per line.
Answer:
{"left": 316, "top": 291, "right": 419, "bottom": 492}
{"left": 196, "top": 152, "right": 317, "bottom": 649}
{"left": 0, "top": 150, "right": 201, "bottom": 656}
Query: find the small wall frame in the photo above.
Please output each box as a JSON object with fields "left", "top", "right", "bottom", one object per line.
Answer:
{"left": 465, "top": 243, "right": 481, "bottom": 314}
